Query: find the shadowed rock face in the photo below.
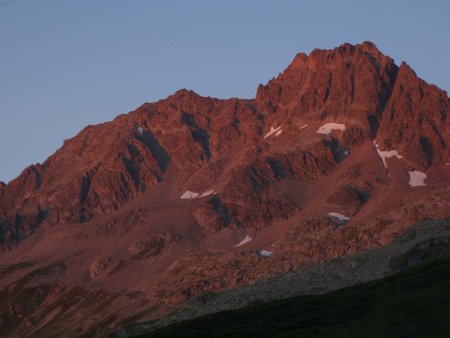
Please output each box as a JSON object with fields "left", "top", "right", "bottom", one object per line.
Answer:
{"left": 0, "top": 41, "right": 449, "bottom": 337}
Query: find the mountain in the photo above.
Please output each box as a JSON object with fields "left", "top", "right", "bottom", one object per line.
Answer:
{"left": 0, "top": 41, "right": 449, "bottom": 337}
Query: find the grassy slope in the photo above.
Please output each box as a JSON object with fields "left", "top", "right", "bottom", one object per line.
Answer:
{"left": 139, "top": 259, "right": 450, "bottom": 338}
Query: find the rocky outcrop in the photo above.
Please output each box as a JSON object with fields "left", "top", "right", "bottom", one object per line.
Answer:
{"left": 326, "top": 184, "right": 371, "bottom": 216}
{"left": 255, "top": 41, "right": 398, "bottom": 121}
{"left": 89, "top": 257, "right": 112, "bottom": 278}
{"left": 377, "top": 62, "right": 450, "bottom": 169}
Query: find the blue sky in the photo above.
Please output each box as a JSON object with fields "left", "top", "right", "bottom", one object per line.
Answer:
{"left": 1, "top": 0, "right": 449, "bottom": 183}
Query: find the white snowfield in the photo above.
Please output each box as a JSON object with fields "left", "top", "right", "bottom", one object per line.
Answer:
{"left": 408, "top": 170, "right": 427, "bottom": 187}
{"left": 180, "top": 190, "right": 217, "bottom": 199}
{"left": 180, "top": 190, "right": 199, "bottom": 199}
{"left": 373, "top": 141, "right": 403, "bottom": 169}
{"left": 235, "top": 235, "right": 252, "bottom": 247}
{"left": 137, "top": 126, "right": 144, "bottom": 134}
{"left": 327, "top": 212, "right": 350, "bottom": 221}
{"left": 264, "top": 126, "right": 282, "bottom": 139}
{"left": 259, "top": 250, "right": 273, "bottom": 257}
{"left": 200, "top": 190, "right": 216, "bottom": 197}
{"left": 316, "top": 123, "right": 346, "bottom": 135}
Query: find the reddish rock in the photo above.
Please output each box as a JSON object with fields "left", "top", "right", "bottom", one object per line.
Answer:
{"left": 89, "top": 256, "right": 112, "bottom": 279}
{"left": 377, "top": 62, "right": 450, "bottom": 169}
{"left": 0, "top": 41, "right": 449, "bottom": 337}
{"left": 1, "top": 41, "right": 447, "bottom": 250}
{"left": 255, "top": 41, "right": 398, "bottom": 125}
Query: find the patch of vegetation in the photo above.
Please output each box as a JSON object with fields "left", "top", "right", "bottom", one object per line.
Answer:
{"left": 136, "top": 259, "right": 450, "bottom": 338}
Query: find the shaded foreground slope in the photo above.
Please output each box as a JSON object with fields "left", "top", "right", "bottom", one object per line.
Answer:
{"left": 136, "top": 258, "right": 450, "bottom": 338}
{"left": 109, "top": 217, "right": 450, "bottom": 337}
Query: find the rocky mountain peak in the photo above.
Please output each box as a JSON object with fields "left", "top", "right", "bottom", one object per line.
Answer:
{"left": 1, "top": 41, "right": 450, "bottom": 337}
{"left": 0, "top": 42, "right": 448, "bottom": 252}
{"left": 255, "top": 41, "right": 398, "bottom": 122}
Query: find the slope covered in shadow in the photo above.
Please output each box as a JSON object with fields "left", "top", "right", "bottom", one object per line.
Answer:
{"left": 136, "top": 258, "right": 450, "bottom": 338}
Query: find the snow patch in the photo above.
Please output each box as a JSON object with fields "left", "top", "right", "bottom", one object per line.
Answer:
{"left": 299, "top": 124, "right": 308, "bottom": 130}
{"left": 200, "top": 190, "right": 216, "bottom": 197}
{"left": 316, "top": 123, "right": 346, "bottom": 135}
{"left": 264, "top": 126, "right": 282, "bottom": 139}
{"left": 327, "top": 212, "right": 350, "bottom": 222}
{"left": 137, "top": 126, "right": 144, "bottom": 134}
{"left": 181, "top": 189, "right": 217, "bottom": 199}
{"left": 180, "top": 190, "right": 199, "bottom": 199}
{"left": 373, "top": 141, "right": 403, "bottom": 169}
{"left": 408, "top": 170, "right": 427, "bottom": 187}
{"left": 259, "top": 250, "right": 273, "bottom": 257}
{"left": 235, "top": 235, "right": 252, "bottom": 247}
{"left": 446, "top": 163, "right": 450, "bottom": 166}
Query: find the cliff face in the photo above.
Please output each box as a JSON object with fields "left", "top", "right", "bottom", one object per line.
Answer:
{"left": 377, "top": 62, "right": 449, "bottom": 168}
{"left": 0, "top": 42, "right": 449, "bottom": 337}
{"left": 0, "top": 93, "right": 259, "bottom": 247}
{"left": 256, "top": 42, "right": 398, "bottom": 121}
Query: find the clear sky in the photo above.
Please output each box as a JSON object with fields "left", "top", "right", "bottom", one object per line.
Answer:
{"left": 1, "top": 0, "right": 449, "bottom": 183}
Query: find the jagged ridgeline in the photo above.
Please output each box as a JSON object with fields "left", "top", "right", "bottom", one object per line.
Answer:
{"left": 0, "top": 42, "right": 449, "bottom": 338}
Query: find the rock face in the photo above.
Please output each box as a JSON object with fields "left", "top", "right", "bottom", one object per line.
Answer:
{"left": 90, "top": 257, "right": 112, "bottom": 279}
{"left": 0, "top": 41, "right": 448, "bottom": 250}
{"left": 121, "top": 217, "right": 450, "bottom": 336}
{"left": 256, "top": 42, "right": 398, "bottom": 121}
{"left": 377, "top": 62, "right": 449, "bottom": 169}
{"left": 0, "top": 41, "right": 449, "bottom": 337}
